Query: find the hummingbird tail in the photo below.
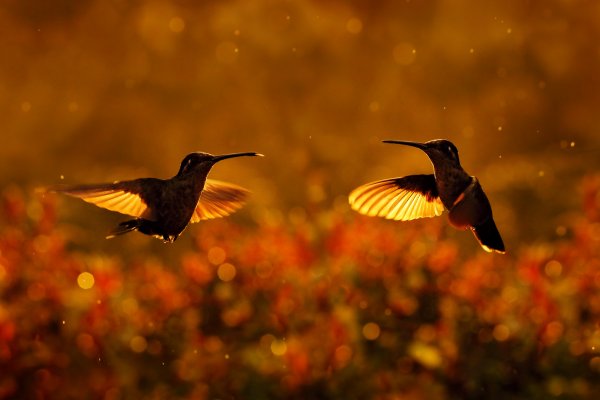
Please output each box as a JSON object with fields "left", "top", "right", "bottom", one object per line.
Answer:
{"left": 106, "top": 219, "right": 142, "bottom": 239}
{"left": 471, "top": 218, "right": 506, "bottom": 254}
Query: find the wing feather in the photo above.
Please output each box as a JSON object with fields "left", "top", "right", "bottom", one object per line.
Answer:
{"left": 190, "top": 179, "right": 250, "bottom": 223}
{"left": 349, "top": 175, "right": 445, "bottom": 221}
{"left": 48, "top": 181, "right": 152, "bottom": 219}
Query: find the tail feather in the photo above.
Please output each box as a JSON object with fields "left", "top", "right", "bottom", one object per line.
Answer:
{"left": 471, "top": 218, "right": 505, "bottom": 254}
{"left": 106, "top": 219, "right": 141, "bottom": 239}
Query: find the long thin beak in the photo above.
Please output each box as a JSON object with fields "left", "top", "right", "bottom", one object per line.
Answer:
{"left": 212, "top": 152, "right": 264, "bottom": 162}
{"left": 382, "top": 140, "right": 426, "bottom": 150}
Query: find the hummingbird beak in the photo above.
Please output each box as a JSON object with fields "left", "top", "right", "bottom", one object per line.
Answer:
{"left": 212, "top": 152, "right": 264, "bottom": 163}
{"left": 382, "top": 140, "right": 427, "bottom": 150}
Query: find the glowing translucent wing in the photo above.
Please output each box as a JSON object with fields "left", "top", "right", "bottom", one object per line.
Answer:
{"left": 349, "top": 175, "right": 445, "bottom": 221}
{"left": 190, "top": 179, "right": 249, "bottom": 222}
{"left": 49, "top": 181, "right": 152, "bottom": 218}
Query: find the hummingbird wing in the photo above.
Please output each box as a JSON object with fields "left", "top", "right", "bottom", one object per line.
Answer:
{"left": 189, "top": 179, "right": 249, "bottom": 222}
{"left": 47, "top": 179, "right": 157, "bottom": 219}
{"left": 349, "top": 174, "right": 445, "bottom": 221}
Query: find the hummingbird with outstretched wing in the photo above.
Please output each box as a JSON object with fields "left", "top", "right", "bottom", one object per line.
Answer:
{"left": 48, "top": 151, "right": 263, "bottom": 243}
{"left": 349, "top": 139, "right": 505, "bottom": 253}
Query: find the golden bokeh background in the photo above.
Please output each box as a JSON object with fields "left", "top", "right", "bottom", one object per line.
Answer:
{"left": 1, "top": 0, "right": 600, "bottom": 398}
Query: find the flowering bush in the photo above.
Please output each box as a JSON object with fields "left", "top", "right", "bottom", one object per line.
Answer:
{"left": 1, "top": 177, "right": 599, "bottom": 399}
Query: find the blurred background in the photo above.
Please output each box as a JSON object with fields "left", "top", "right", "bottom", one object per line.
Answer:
{"left": 1, "top": 0, "right": 600, "bottom": 399}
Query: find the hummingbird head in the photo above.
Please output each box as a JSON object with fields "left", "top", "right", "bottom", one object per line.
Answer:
{"left": 383, "top": 139, "right": 461, "bottom": 167}
{"left": 177, "top": 151, "right": 263, "bottom": 176}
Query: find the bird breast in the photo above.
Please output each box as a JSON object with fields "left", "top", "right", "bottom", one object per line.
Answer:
{"left": 447, "top": 178, "right": 492, "bottom": 229}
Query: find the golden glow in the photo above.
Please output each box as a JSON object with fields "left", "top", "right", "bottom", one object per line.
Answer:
{"left": 77, "top": 272, "right": 95, "bottom": 290}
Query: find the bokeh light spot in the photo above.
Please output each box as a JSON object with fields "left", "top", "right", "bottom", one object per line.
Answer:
{"left": 493, "top": 324, "right": 510, "bottom": 342}
{"left": 271, "top": 339, "right": 287, "bottom": 356}
{"left": 408, "top": 342, "right": 442, "bottom": 368}
{"left": 544, "top": 260, "right": 562, "bottom": 278}
{"left": 21, "top": 101, "right": 31, "bottom": 112}
{"left": 204, "top": 336, "right": 223, "bottom": 354}
{"left": 76, "top": 333, "right": 96, "bottom": 357}
{"left": 334, "top": 345, "right": 353, "bottom": 368}
{"left": 362, "top": 322, "right": 381, "bottom": 340}
{"left": 217, "top": 263, "right": 236, "bottom": 282}
{"left": 130, "top": 336, "right": 148, "bottom": 353}
{"left": 547, "top": 377, "right": 565, "bottom": 396}
{"left": 77, "top": 272, "right": 95, "bottom": 290}
{"left": 346, "top": 18, "right": 363, "bottom": 34}
{"left": 169, "top": 17, "right": 185, "bottom": 33}
{"left": 543, "top": 321, "right": 564, "bottom": 345}
{"left": 207, "top": 247, "right": 226, "bottom": 265}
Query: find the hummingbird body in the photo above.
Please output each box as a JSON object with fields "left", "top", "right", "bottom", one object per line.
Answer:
{"left": 349, "top": 139, "right": 505, "bottom": 253}
{"left": 49, "top": 151, "right": 262, "bottom": 242}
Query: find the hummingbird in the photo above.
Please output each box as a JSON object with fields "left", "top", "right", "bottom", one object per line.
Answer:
{"left": 349, "top": 139, "right": 505, "bottom": 253}
{"left": 48, "top": 151, "right": 263, "bottom": 243}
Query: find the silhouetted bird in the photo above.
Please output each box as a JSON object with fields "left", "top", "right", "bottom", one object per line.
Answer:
{"left": 349, "top": 139, "right": 505, "bottom": 253}
{"left": 48, "top": 152, "right": 263, "bottom": 242}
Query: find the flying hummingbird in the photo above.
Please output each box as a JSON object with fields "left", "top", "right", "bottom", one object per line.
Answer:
{"left": 349, "top": 139, "right": 505, "bottom": 253}
{"left": 48, "top": 151, "right": 263, "bottom": 243}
